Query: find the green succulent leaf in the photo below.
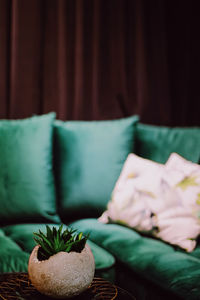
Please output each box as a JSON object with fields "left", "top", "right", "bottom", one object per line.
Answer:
{"left": 46, "top": 225, "right": 53, "bottom": 241}
{"left": 33, "top": 224, "right": 89, "bottom": 260}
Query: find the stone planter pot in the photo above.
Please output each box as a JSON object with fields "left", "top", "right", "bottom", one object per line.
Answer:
{"left": 28, "top": 244, "right": 95, "bottom": 298}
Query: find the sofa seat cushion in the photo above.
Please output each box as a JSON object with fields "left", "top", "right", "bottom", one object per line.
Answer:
{"left": 54, "top": 115, "right": 139, "bottom": 221}
{"left": 0, "top": 229, "right": 29, "bottom": 273}
{"left": 136, "top": 123, "right": 200, "bottom": 163}
{"left": 70, "top": 218, "right": 200, "bottom": 300}
{"left": 2, "top": 224, "right": 115, "bottom": 271}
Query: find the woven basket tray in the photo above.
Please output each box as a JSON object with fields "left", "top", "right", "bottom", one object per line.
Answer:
{"left": 0, "top": 273, "right": 118, "bottom": 300}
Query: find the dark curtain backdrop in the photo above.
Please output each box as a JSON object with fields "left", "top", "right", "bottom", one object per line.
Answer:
{"left": 0, "top": 0, "right": 200, "bottom": 126}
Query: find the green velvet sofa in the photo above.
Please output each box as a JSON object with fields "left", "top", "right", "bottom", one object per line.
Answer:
{"left": 1, "top": 113, "right": 200, "bottom": 300}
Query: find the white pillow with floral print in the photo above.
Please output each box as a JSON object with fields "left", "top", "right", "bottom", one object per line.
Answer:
{"left": 166, "top": 153, "right": 200, "bottom": 214}
{"left": 99, "top": 153, "right": 180, "bottom": 231}
{"left": 99, "top": 153, "right": 200, "bottom": 252}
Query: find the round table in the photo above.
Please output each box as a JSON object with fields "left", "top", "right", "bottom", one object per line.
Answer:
{"left": 0, "top": 272, "right": 136, "bottom": 299}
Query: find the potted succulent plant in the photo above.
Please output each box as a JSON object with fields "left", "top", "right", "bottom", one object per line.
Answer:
{"left": 28, "top": 224, "right": 95, "bottom": 298}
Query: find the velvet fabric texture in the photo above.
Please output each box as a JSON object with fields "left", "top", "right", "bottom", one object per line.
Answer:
{"left": 0, "top": 113, "right": 60, "bottom": 225}
{"left": 136, "top": 123, "right": 200, "bottom": 163}
{"left": 1, "top": 224, "right": 115, "bottom": 271}
{"left": 0, "top": 229, "right": 29, "bottom": 273}
{"left": 70, "top": 218, "right": 200, "bottom": 300}
{"left": 54, "top": 116, "right": 139, "bottom": 221}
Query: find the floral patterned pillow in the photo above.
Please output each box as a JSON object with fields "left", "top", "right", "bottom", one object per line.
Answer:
{"left": 99, "top": 153, "right": 200, "bottom": 252}
{"left": 166, "top": 153, "right": 200, "bottom": 214}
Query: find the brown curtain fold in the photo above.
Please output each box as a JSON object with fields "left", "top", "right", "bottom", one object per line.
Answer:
{"left": 0, "top": 0, "right": 200, "bottom": 126}
{"left": 0, "top": 0, "right": 11, "bottom": 118}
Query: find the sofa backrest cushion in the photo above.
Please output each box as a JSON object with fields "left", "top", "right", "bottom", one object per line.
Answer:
{"left": 54, "top": 115, "right": 139, "bottom": 221}
{"left": 136, "top": 123, "right": 200, "bottom": 163}
{"left": 0, "top": 113, "right": 60, "bottom": 225}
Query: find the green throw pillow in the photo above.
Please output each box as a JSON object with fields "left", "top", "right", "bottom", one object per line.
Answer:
{"left": 54, "top": 115, "right": 139, "bottom": 221}
{"left": 0, "top": 113, "right": 60, "bottom": 225}
{"left": 136, "top": 123, "right": 200, "bottom": 163}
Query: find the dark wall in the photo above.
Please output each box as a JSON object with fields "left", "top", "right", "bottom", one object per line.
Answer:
{"left": 0, "top": 0, "right": 200, "bottom": 126}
